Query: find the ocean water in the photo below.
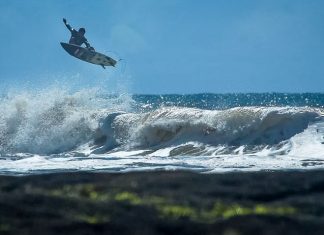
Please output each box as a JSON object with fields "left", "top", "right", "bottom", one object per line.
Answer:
{"left": 0, "top": 88, "right": 323, "bottom": 175}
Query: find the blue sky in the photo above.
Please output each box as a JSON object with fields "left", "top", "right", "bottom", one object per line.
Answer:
{"left": 0, "top": 0, "right": 323, "bottom": 94}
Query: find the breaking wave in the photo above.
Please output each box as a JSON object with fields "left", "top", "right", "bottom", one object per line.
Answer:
{"left": 1, "top": 88, "right": 324, "bottom": 174}
{"left": 93, "top": 106, "right": 322, "bottom": 155}
{"left": 0, "top": 87, "right": 133, "bottom": 155}
{"left": 1, "top": 87, "right": 322, "bottom": 157}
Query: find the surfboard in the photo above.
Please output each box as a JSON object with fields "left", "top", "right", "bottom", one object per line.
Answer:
{"left": 60, "top": 42, "right": 117, "bottom": 68}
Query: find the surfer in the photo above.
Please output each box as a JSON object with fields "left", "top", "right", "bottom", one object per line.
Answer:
{"left": 63, "top": 18, "right": 94, "bottom": 51}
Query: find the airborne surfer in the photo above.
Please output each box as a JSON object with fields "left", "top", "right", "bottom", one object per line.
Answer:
{"left": 60, "top": 18, "right": 117, "bottom": 68}
{"left": 63, "top": 18, "right": 94, "bottom": 51}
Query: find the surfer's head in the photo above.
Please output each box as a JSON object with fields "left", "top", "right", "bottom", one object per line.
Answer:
{"left": 78, "top": 28, "right": 86, "bottom": 35}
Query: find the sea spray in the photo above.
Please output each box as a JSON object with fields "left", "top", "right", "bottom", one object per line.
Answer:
{"left": 0, "top": 87, "right": 134, "bottom": 155}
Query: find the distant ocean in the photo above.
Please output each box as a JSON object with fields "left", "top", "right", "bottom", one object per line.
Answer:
{"left": 0, "top": 88, "right": 323, "bottom": 175}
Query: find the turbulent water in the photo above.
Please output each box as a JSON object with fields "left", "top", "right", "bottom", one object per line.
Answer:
{"left": 0, "top": 88, "right": 323, "bottom": 175}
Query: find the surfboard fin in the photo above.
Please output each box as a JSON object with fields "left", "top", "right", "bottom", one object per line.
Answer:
{"left": 101, "top": 65, "right": 106, "bottom": 69}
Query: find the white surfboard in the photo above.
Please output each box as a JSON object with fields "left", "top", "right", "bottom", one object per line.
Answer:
{"left": 60, "top": 42, "right": 117, "bottom": 68}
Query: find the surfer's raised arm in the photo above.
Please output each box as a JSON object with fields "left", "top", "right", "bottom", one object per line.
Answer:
{"left": 62, "top": 18, "right": 94, "bottom": 51}
{"left": 63, "top": 18, "right": 73, "bottom": 32}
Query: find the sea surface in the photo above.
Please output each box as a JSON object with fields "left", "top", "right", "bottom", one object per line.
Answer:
{"left": 0, "top": 88, "right": 323, "bottom": 175}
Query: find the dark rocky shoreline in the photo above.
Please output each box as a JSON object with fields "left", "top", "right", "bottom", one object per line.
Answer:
{"left": 1, "top": 170, "right": 324, "bottom": 235}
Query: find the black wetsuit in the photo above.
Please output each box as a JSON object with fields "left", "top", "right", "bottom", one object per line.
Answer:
{"left": 64, "top": 22, "right": 91, "bottom": 48}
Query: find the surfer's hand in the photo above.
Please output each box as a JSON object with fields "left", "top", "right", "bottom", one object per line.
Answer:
{"left": 63, "top": 18, "right": 67, "bottom": 24}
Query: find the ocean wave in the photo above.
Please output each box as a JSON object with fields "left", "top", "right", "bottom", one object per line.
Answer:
{"left": 93, "top": 106, "right": 322, "bottom": 155}
{"left": 0, "top": 88, "right": 322, "bottom": 157}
